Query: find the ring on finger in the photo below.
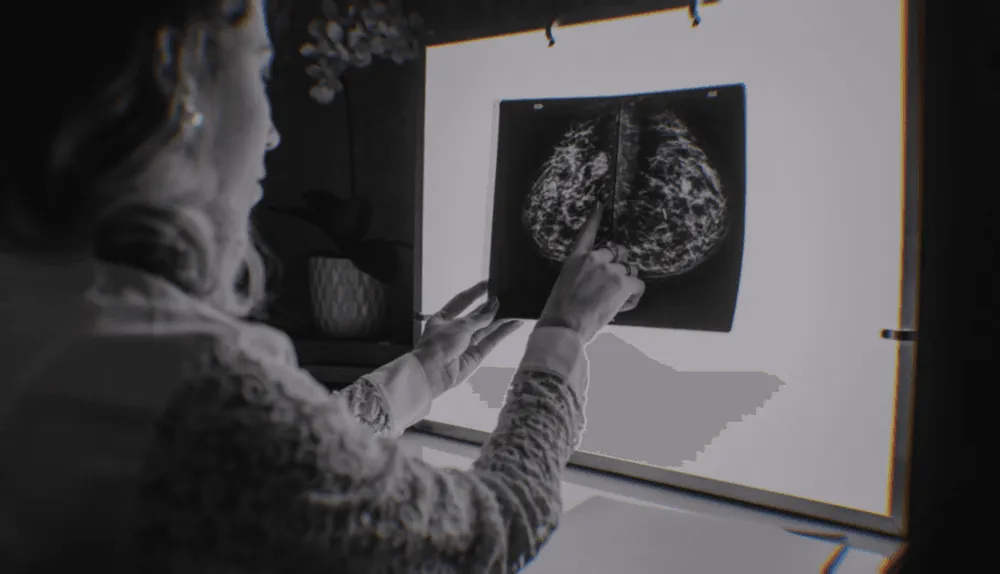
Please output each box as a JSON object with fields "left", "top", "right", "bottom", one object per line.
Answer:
{"left": 605, "top": 244, "right": 621, "bottom": 263}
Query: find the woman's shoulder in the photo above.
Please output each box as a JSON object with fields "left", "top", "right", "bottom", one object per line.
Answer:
{"left": 84, "top": 265, "right": 327, "bottom": 407}
{"left": 88, "top": 260, "right": 300, "bottom": 367}
{"left": 1, "top": 255, "right": 301, "bottom": 396}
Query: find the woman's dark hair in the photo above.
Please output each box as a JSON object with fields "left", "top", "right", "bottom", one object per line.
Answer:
{"left": 1, "top": 0, "right": 273, "bottom": 317}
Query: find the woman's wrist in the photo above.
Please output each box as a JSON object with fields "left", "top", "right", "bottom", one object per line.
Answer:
{"left": 410, "top": 347, "right": 445, "bottom": 396}
{"left": 535, "top": 317, "right": 575, "bottom": 332}
{"left": 520, "top": 325, "right": 589, "bottom": 393}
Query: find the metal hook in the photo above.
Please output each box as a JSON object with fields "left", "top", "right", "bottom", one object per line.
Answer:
{"left": 689, "top": 0, "right": 702, "bottom": 27}
{"left": 545, "top": 18, "right": 558, "bottom": 47}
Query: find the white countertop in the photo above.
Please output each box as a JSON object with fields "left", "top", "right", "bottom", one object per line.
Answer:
{"left": 398, "top": 429, "right": 906, "bottom": 572}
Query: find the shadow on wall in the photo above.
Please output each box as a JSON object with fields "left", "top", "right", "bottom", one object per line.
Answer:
{"left": 466, "top": 332, "right": 785, "bottom": 467}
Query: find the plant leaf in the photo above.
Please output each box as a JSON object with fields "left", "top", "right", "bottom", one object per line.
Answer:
{"left": 336, "top": 196, "right": 374, "bottom": 243}
{"left": 302, "top": 189, "right": 346, "bottom": 213}
{"left": 350, "top": 238, "right": 400, "bottom": 284}
{"left": 266, "top": 205, "right": 318, "bottom": 226}
{"left": 353, "top": 199, "right": 374, "bottom": 240}
{"left": 301, "top": 191, "right": 373, "bottom": 245}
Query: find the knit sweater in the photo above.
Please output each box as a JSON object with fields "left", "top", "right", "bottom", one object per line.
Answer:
{"left": 0, "top": 256, "right": 590, "bottom": 573}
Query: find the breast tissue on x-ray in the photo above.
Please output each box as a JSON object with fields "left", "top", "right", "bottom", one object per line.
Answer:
{"left": 522, "top": 97, "right": 729, "bottom": 280}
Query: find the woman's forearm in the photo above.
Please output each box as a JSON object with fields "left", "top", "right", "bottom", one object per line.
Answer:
{"left": 130, "top": 335, "right": 588, "bottom": 572}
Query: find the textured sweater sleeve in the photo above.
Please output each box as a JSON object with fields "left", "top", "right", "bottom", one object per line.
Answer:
{"left": 331, "top": 353, "right": 435, "bottom": 439}
{"left": 129, "top": 327, "right": 589, "bottom": 573}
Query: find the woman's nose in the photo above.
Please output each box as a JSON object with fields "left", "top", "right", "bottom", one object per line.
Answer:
{"left": 266, "top": 124, "right": 281, "bottom": 151}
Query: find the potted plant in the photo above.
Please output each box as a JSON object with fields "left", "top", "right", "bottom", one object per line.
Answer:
{"left": 271, "top": 0, "right": 423, "bottom": 340}
{"left": 269, "top": 190, "right": 412, "bottom": 340}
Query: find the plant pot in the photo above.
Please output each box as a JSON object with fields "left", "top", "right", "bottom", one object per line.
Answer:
{"left": 308, "top": 256, "right": 388, "bottom": 340}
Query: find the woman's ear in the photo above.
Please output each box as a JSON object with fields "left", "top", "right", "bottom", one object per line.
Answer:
{"left": 153, "top": 27, "right": 182, "bottom": 98}
{"left": 152, "top": 25, "right": 209, "bottom": 105}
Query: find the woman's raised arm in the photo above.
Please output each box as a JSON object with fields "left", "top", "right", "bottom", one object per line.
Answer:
{"left": 129, "top": 328, "right": 588, "bottom": 573}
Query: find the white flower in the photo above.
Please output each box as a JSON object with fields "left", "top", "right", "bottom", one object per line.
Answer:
{"left": 302, "top": 1, "right": 424, "bottom": 104}
{"left": 300, "top": 42, "right": 320, "bottom": 57}
{"left": 308, "top": 18, "right": 326, "bottom": 40}
{"left": 309, "top": 84, "right": 337, "bottom": 104}
{"left": 353, "top": 50, "right": 373, "bottom": 68}
{"left": 378, "top": 21, "right": 400, "bottom": 38}
{"left": 326, "top": 21, "right": 344, "bottom": 43}
{"left": 335, "top": 42, "right": 352, "bottom": 60}
{"left": 347, "top": 26, "right": 366, "bottom": 49}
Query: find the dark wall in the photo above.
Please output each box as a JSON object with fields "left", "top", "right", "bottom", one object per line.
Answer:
{"left": 901, "top": 1, "right": 995, "bottom": 573}
{"left": 256, "top": 0, "right": 423, "bottom": 343}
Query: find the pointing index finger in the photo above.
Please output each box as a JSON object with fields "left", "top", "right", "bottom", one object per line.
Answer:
{"left": 571, "top": 201, "right": 605, "bottom": 256}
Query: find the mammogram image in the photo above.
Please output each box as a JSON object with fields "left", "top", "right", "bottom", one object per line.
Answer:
{"left": 523, "top": 98, "right": 729, "bottom": 280}
{"left": 488, "top": 85, "right": 745, "bottom": 332}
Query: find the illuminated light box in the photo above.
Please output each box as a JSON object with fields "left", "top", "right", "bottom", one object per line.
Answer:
{"left": 415, "top": 0, "right": 919, "bottom": 536}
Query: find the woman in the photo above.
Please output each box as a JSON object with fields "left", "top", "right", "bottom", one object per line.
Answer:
{"left": 0, "top": 0, "right": 645, "bottom": 571}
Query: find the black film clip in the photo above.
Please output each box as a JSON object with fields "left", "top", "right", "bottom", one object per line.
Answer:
{"left": 880, "top": 329, "right": 917, "bottom": 342}
{"left": 545, "top": 18, "right": 557, "bottom": 47}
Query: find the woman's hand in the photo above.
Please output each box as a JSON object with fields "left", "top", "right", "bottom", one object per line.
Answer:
{"left": 537, "top": 201, "right": 645, "bottom": 343}
{"left": 413, "top": 281, "right": 524, "bottom": 397}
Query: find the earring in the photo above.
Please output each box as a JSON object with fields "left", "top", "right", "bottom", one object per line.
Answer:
{"left": 177, "top": 79, "right": 203, "bottom": 130}
{"left": 183, "top": 100, "right": 204, "bottom": 129}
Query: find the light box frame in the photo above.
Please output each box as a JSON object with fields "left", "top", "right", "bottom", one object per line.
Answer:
{"left": 410, "top": 0, "right": 923, "bottom": 539}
